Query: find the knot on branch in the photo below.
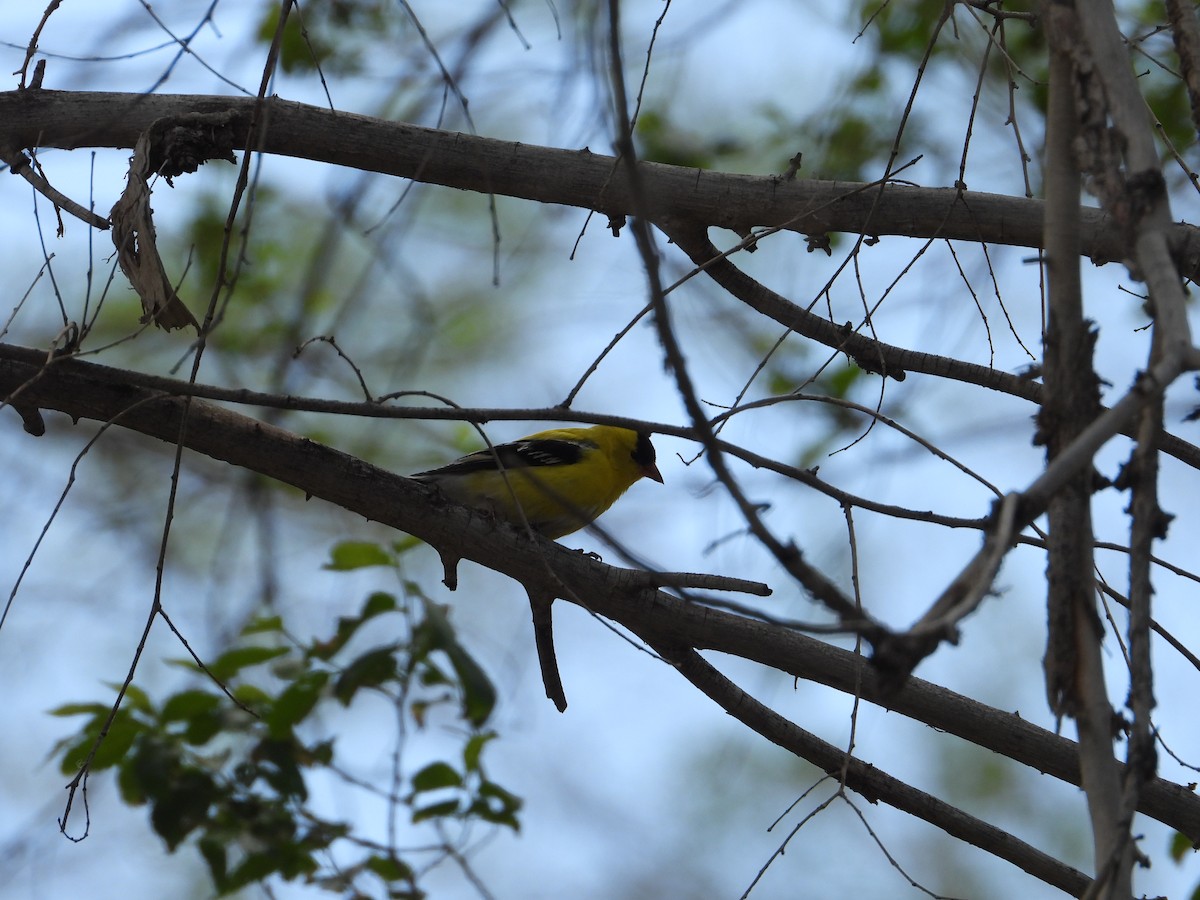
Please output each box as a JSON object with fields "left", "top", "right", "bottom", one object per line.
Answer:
{"left": 1032, "top": 322, "right": 1102, "bottom": 450}
{"left": 1124, "top": 168, "right": 1167, "bottom": 220}
{"left": 146, "top": 111, "right": 242, "bottom": 181}
{"left": 838, "top": 322, "right": 908, "bottom": 382}
{"left": 868, "top": 629, "right": 953, "bottom": 694}
{"left": 804, "top": 233, "right": 831, "bottom": 256}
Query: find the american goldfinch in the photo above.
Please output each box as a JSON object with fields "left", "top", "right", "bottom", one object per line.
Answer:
{"left": 413, "top": 425, "right": 663, "bottom": 538}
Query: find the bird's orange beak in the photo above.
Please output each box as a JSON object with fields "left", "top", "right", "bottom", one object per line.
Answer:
{"left": 642, "top": 463, "right": 664, "bottom": 484}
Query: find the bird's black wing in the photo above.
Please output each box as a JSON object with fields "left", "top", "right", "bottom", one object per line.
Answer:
{"left": 415, "top": 438, "right": 587, "bottom": 477}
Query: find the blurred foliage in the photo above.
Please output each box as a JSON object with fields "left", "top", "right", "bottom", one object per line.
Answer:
{"left": 636, "top": 0, "right": 1029, "bottom": 183}
{"left": 752, "top": 335, "right": 875, "bottom": 468}
{"left": 635, "top": 109, "right": 747, "bottom": 170}
{"left": 635, "top": 0, "right": 1198, "bottom": 191}
{"left": 51, "top": 540, "right": 517, "bottom": 898}
{"left": 1172, "top": 830, "right": 1200, "bottom": 900}
{"left": 256, "top": 0, "right": 401, "bottom": 75}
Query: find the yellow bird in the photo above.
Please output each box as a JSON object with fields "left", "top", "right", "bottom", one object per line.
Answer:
{"left": 413, "top": 425, "right": 663, "bottom": 538}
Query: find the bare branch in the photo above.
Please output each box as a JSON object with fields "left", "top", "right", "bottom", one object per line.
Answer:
{"left": 645, "top": 641, "right": 1093, "bottom": 897}
{"left": 0, "top": 145, "right": 109, "bottom": 230}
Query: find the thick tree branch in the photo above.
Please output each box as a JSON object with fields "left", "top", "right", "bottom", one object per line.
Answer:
{"left": 1041, "top": 10, "right": 1129, "bottom": 894}
{"left": 1, "top": 347, "right": 1199, "bottom": 846}
{"left": 1071, "top": 0, "right": 1200, "bottom": 890}
{"left": 1168, "top": 0, "right": 1200, "bottom": 139}
{"left": 4, "top": 89, "right": 1200, "bottom": 279}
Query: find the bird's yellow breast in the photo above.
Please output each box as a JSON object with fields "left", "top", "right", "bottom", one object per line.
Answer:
{"left": 456, "top": 442, "right": 632, "bottom": 538}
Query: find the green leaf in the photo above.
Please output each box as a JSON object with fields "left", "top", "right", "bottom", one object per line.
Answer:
{"left": 223, "top": 850, "right": 283, "bottom": 894}
{"left": 117, "top": 758, "right": 147, "bottom": 805}
{"left": 366, "top": 854, "right": 414, "bottom": 882}
{"left": 47, "top": 702, "right": 110, "bottom": 718}
{"left": 390, "top": 535, "right": 423, "bottom": 556}
{"left": 410, "top": 761, "right": 462, "bottom": 792}
{"left": 242, "top": 615, "right": 284, "bottom": 635}
{"left": 265, "top": 671, "right": 329, "bottom": 738}
{"left": 59, "top": 711, "right": 142, "bottom": 774}
{"left": 311, "top": 593, "right": 397, "bottom": 661}
{"left": 309, "top": 739, "right": 335, "bottom": 766}
{"left": 232, "top": 684, "right": 272, "bottom": 706}
{"left": 334, "top": 647, "right": 399, "bottom": 705}
{"left": 324, "top": 540, "right": 393, "bottom": 571}
{"left": 183, "top": 710, "right": 224, "bottom": 746}
{"left": 363, "top": 591, "right": 398, "bottom": 617}
{"left": 410, "top": 699, "right": 433, "bottom": 728}
{"left": 825, "top": 362, "right": 864, "bottom": 398}
{"left": 300, "top": 816, "right": 348, "bottom": 849}
{"left": 463, "top": 731, "right": 496, "bottom": 773}
{"left": 400, "top": 578, "right": 428, "bottom": 601}
{"left": 411, "top": 799, "right": 460, "bottom": 823}
{"left": 274, "top": 841, "right": 321, "bottom": 880}
{"left": 419, "top": 599, "right": 496, "bottom": 727}
{"left": 254, "top": 738, "right": 310, "bottom": 801}
{"left": 160, "top": 690, "right": 222, "bottom": 723}
{"left": 472, "top": 780, "right": 523, "bottom": 831}
{"left": 150, "top": 768, "right": 218, "bottom": 850}
{"left": 1170, "top": 829, "right": 1193, "bottom": 863}
{"left": 121, "top": 736, "right": 175, "bottom": 798}
{"left": 114, "top": 683, "right": 153, "bottom": 714}
{"left": 416, "top": 658, "right": 451, "bottom": 687}
{"left": 198, "top": 837, "right": 229, "bottom": 892}
{"left": 208, "top": 645, "right": 290, "bottom": 681}
{"left": 446, "top": 646, "right": 496, "bottom": 729}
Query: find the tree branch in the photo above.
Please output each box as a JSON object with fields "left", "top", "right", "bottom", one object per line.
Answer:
{"left": 1041, "top": 9, "right": 1129, "bottom": 893}
{"left": 4, "top": 89, "right": 1200, "bottom": 279}
{"left": 1167, "top": 0, "right": 1200, "bottom": 139}
{"left": 646, "top": 641, "right": 1092, "bottom": 897}
{"left": 1, "top": 347, "right": 1199, "bottom": 846}
{"left": 660, "top": 223, "right": 1200, "bottom": 473}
